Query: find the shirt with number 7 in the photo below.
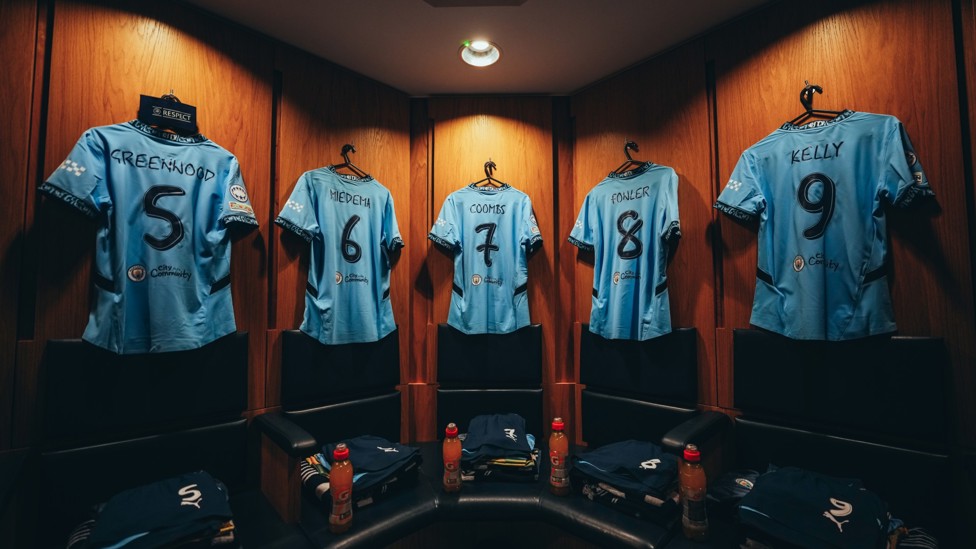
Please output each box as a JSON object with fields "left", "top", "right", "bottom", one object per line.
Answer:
{"left": 429, "top": 183, "right": 543, "bottom": 334}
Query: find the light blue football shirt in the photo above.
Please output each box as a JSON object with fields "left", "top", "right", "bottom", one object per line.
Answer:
{"left": 40, "top": 120, "right": 258, "bottom": 354}
{"left": 714, "top": 111, "right": 933, "bottom": 340}
{"left": 569, "top": 163, "right": 681, "bottom": 341}
{"left": 429, "top": 183, "right": 542, "bottom": 334}
{"left": 276, "top": 167, "right": 403, "bottom": 345}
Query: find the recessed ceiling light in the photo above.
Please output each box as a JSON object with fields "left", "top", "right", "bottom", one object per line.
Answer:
{"left": 460, "top": 39, "right": 501, "bottom": 67}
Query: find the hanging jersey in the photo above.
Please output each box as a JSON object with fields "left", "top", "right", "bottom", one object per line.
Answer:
{"left": 40, "top": 120, "right": 258, "bottom": 354}
{"left": 714, "top": 111, "right": 933, "bottom": 340}
{"left": 276, "top": 167, "right": 403, "bottom": 345}
{"left": 429, "top": 183, "right": 542, "bottom": 334}
{"left": 569, "top": 163, "right": 681, "bottom": 340}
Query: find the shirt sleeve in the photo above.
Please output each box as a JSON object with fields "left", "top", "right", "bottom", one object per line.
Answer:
{"left": 661, "top": 168, "right": 682, "bottom": 244}
{"left": 880, "top": 119, "right": 934, "bottom": 208}
{"left": 713, "top": 151, "right": 766, "bottom": 222}
{"left": 275, "top": 172, "right": 317, "bottom": 243}
{"left": 219, "top": 157, "right": 259, "bottom": 228}
{"left": 383, "top": 192, "right": 405, "bottom": 252}
{"left": 520, "top": 196, "right": 543, "bottom": 252}
{"left": 39, "top": 129, "right": 107, "bottom": 218}
{"left": 428, "top": 195, "right": 460, "bottom": 251}
{"left": 568, "top": 194, "right": 594, "bottom": 251}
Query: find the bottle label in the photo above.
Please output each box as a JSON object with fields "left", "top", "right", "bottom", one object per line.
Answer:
{"left": 444, "top": 459, "right": 460, "bottom": 485}
{"left": 549, "top": 450, "right": 569, "bottom": 487}
{"left": 683, "top": 497, "right": 707, "bottom": 522}
{"left": 331, "top": 487, "right": 352, "bottom": 521}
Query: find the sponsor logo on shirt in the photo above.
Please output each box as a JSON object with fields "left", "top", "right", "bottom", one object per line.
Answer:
{"left": 612, "top": 271, "right": 640, "bottom": 284}
{"left": 178, "top": 484, "right": 203, "bottom": 509}
{"left": 504, "top": 428, "right": 517, "bottom": 442}
{"left": 377, "top": 446, "right": 399, "bottom": 453}
{"left": 345, "top": 273, "right": 368, "bottom": 284}
{"left": 726, "top": 179, "right": 743, "bottom": 192}
{"left": 822, "top": 498, "right": 852, "bottom": 533}
{"left": 639, "top": 458, "right": 661, "bottom": 470}
{"left": 128, "top": 264, "right": 147, "bottom": 282}
{"left": 229, "top": 184, "right": 249, "bottom": 202}
{"left": 151, "top": 264, "right": 191, "bottom": 281}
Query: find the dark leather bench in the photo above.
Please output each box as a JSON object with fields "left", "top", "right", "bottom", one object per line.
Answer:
{"left": 260, "top": 324, "right": 716, "bottom": 548}
{"left": 663, "top": 329, "right": 960, "bottom": 548}
{"left": 28, "top": 334, "right": 310, "bottom": 548}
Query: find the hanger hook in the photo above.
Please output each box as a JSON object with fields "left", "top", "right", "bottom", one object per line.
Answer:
{"left": 484, "top": 159, "right": 497, "bottom": 178}
{"left": 624, "top": 140, "right": 639, "bottom": 161}
{"left": 341, "top": 143, "right": 356, "bottom": 163}
{"left": 800, "top": 81, "right": 823, "bottom": 112}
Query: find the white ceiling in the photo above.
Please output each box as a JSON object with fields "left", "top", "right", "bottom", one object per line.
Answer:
{"left": 184, "top": 0, "right": 772, "bottom": 96}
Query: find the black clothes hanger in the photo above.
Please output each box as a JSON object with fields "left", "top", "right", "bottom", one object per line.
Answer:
{"left": 787, "top": 81, "right": 845, "bottom": 126}
{"left": 473, "top": 159, "right": 506, "bottom": 187}
{"left": 137, "top": 90, "right": 199, "bottom": 135}
{"left": 332, "top": 144, "right": 369, "bottom": 178}
{"left": 612, "top": 140, "right": 645, "bottom": 175}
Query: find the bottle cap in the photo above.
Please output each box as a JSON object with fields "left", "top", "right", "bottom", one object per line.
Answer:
{"left": 551, "top": 417, "right": 565, "bottom": 431}
{"left": 445, "top": 423, "right": 458, "bottom": 437}
{"left": 683, "top": 443, "right": 700, "bottom": 463}
{"left": 333, "top": 442, "right": 349, "bottom": 461}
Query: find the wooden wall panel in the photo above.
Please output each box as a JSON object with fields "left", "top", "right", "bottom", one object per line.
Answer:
{"left": 271, "top": 46, "right": 411, "bottom": 408}
{"left": 29, "top": 0, "right": 274, "bottom": 430}
{"left": 572, "top": 40, "right": 717, "bottom": 406}
{"left": 0, "top": 0, "right": 38, "bottom": 450}
{"left": 427, "top": 97, "right": 556, "bottom": 432}
{"left": 708, "top": 0, "right": 976, "bottom": 444}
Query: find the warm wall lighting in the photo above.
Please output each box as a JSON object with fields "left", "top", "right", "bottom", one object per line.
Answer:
{"left": 460, "top": 39, "right": 501, "bottom": 67}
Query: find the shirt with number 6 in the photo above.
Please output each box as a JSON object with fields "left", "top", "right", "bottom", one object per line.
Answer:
{"left": 40, "top": 120, "right": 258, "bottom": 354}
{"left": 569, "top": 162, "right": 681, "bottom": 341}
{"left": 713, "top": 111, "right": 934, "bottom": 341}
{"left": 276, "top": 167, "right": 403, "bottom": 345}
{"left": 429, "top": 183, "right": 542, "bottom": 334}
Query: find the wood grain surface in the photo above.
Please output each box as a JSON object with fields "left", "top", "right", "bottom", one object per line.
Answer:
{"left": 0, "top": 0, "right": 38, "bottom": 450}
{"left": 708, "top": 0, "right": 976, "bottom": 444}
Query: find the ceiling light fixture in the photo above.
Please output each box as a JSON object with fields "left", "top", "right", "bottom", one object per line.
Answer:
{"left": 460, "top": 39, "right": 501, "bottom": 67}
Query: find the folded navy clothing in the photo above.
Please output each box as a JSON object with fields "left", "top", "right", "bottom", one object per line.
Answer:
{"left": 578, "top": 481, "right": 678, "bottom": 524}
{"left": 461, "top": 414, "right": 532, "bottom": 462}
{"left": 324, "top": 435, "right": 422, "bottom": 493}
{"left": 738, "top": 466, "right": 889, "bottom": 549}
{"left": 461, "top": 413, "right": 534, "bottom": 463}
{"left": 461, "top": 448, "right": 540, "bottom": 482}
{"left": 571, "top": 440, "right": 678, "bottom": 501}
{"left": 85, "top": 471, "right": 232, "bottom": 549}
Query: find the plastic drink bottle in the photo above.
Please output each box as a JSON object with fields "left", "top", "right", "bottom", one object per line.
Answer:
{"left": 329, "top": 442, "right": 353, "bottom": 534}
{"left": 443, "top": 422, "right": 462, "bottom": 493}
{"left": 680, "top": 443, "right": 709, "bottom": 541}
{"left": 549, "top": 417, "right": 570, "bottom": 496}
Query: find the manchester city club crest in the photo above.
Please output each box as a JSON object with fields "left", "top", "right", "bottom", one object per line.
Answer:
{"left": 335, "top": 271, "right": 342, "bottom": 285}
{"left": 793, "top": 255, "right": 805, "bottom": 272}
{"left": 127, "top": 264, "right": 146, "bottom": 282}
{"left": 472, "top": 274, "right": 482, "bottom": 286}
{"left": 612, "top": 272, "right": 621, "bottom": 285}
{"left": 905, "top": 151, "right": 917, "bottom": 167}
